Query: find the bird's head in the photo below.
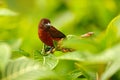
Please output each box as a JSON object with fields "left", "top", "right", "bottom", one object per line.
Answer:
{"left": 39, "top": 18, "right": 51, "bottom": 29}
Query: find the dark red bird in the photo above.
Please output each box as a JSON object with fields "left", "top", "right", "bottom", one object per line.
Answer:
{"left": 38, "top": 18, "right": 66, "bottom": 48}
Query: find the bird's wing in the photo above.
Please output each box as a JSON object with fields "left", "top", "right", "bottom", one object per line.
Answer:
{"left": 48, "top": 26, "right": 66, "bottom": 40}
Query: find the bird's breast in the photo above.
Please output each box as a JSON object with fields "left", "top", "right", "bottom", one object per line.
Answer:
{"left": 38, "top": 29, "right": 54, "bottom": 47}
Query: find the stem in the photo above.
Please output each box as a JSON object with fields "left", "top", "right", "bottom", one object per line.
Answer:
{"left": 43, "top": 56, "right": 46, "bottom": 65}
{"left": 96, "top": 73, "right": 99, "bottom": 80}
{"left": 97, "top": 64, "right": 106, "bottom": 80}
{"left": 41, "top": 44, "right": 45, "bottom": 55}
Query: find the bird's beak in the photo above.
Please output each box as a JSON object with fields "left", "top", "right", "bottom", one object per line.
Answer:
{"left": 45, "top": 23, "right": 51, "bottom": 28}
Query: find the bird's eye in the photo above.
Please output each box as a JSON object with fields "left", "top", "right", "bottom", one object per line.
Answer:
{"left": 45, "top": 23, "right": 51, "bottom": 28}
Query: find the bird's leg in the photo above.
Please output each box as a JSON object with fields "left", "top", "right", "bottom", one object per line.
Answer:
{"left": 41, "top": 44, "right": 50, "bottom": 55}
{"left": 46, "top": 47, "right": 55, "bottom": 53}
{"left": 41, "top": 44, "right": 55, "bottom": 55}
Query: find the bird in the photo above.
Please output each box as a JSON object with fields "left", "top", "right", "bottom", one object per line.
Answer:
{"left": 38, "top": 18, "right": 66, "bottom": 53}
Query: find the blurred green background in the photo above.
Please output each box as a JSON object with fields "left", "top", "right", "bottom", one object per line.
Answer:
{"left": 1, "top": 0, "right": 120, "bottom": 80}
{"left": 0, "top": 0, "right": 120, "bottom": 53}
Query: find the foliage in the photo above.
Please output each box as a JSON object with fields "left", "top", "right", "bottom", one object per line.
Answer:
{"left": 0, "top": 0, "right": 120, "bottom": 80}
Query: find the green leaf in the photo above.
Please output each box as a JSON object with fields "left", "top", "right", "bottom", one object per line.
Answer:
{"left": 75, "top": 63, "right": 97, "bottom": 80}
{"left": 53, "top": 60, "right": 75, "bottom": 80}
{"left": 58, "top": 51, "right": 101, "bottom": 80}
{"left": 58, "top": 51, "right": 86, "bottom": 61}
{"left": 0, "top": 43, "right": 11, "bottom": 71}
{"left": 59, "top": 43, "right": 120, "bottom": 80}
{"left": 68, "top": 69, "right": 86, "bottom": 80}
{"left": 33, "top": 51, "right": 59, "bottom": 70}
{"left": 58, "top": 51, "right": 108, "bottom": 63}
{"left": 104, "top": 15, "right": 120, "bottom": 48}
{"left": 11, "top": 49, "right": 30, "bottom": 59}
{"left": 101, "top": 44, "right": 120, "bottom": 80}
{"left": 63, "top": 37, "right": 98, "bottom": 53}
{"left": 101, "top": 58, "right": 120, "bottom": 80}
{"left": 1, "top": 57, "right": 57, "bottom": 80}
{"left": 111, "top": 70, "right": 120, "bottom": 80}
{"left": 58, "top": 43, "right": 120, "bottom": 64}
